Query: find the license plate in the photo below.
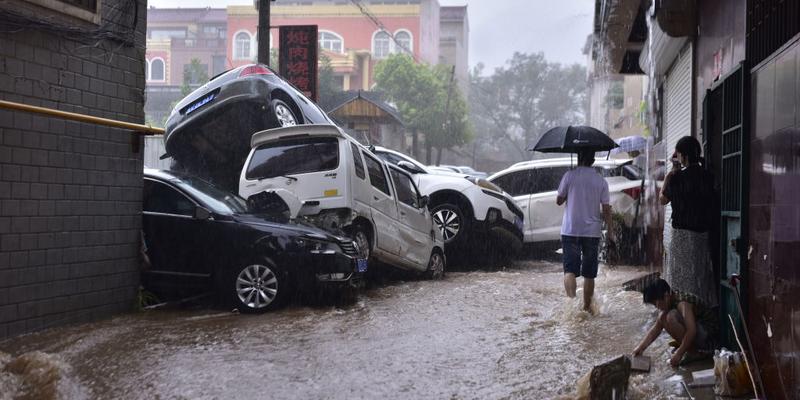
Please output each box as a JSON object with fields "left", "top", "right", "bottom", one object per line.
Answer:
{"left": 185, "top": 92, "right": 215, "bottom": 115}
{"left": 356, "top": 258, "right": 368, "bottom": 273}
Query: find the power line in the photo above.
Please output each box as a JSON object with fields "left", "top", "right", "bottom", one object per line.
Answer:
{"left": 348, "top": 0, "right": 420, "bottom": 63}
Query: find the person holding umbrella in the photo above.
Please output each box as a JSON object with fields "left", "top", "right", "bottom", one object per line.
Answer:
{"left": 532, "top": 125, "right": 619, "bottom": 312}
{"left": 556, "top": 149, "right": 614, "bottom": 311}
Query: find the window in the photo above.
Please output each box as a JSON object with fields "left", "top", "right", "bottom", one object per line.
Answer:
{"left": 491, "top": 170, "right": 536, "bottom": 197}
{"left": 143, "top": 180, "right": 195, "bottom": 216}
{"left": 234, "top": 31, "right": 253, "bottom": 60}
{"left": 389, "top": 168, "right": 418, "bottom": 207}
{"left": 245, "top": 137, "right": 339, "bottom": 180}
{"left": 202, "top": 26, "right": 221, "bottom": 37}
{"left": 151, "top": 29, "right": 186, "bottom": 40}
{"left": 394, "top": 30, "right": 412, "bottom": 54}
{"left": 172, "top": 176, "right": 248, "bottom": 215}
{"left": 149, "top": 58, "right": 165, "bottom": 82}
{"left": 364, "top": 153, "right": 391, "bottom": 195}
{"left": 373, "top": 31, "right": 391, "bottom": 59}
{"left": 319, "top": 31, "right": 344, "bottom": 53}
{"left": 212, "top": 56, "right": 227, "bottom": 77}
{"left": 351, "top": 142, "right": 366, "bottom": 179}
{"left": 535, "top": 167, "right": 570, "bottom": 194}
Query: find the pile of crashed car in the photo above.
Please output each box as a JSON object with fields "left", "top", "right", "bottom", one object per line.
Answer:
{"left": 142, "top": 64, "right": 643, "bottom": 313}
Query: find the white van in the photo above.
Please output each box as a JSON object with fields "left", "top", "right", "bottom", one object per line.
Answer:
{"left": 239, "top": 125, "right": 445, "bottom": 277}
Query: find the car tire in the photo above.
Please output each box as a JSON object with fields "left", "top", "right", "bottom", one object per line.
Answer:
{"left": 424, "top": 249, "right": 445, "bottom": 280}
{"left": 431, "top": 203, "right": 469, "bottom": 246}
{"left": 222, "top": 260, "right": 290, "bottom": 313}
{"left": 272, "top": 99, "right": 298, "bottom": 127}
{"left": 350, "top": 225, "right": 371, "bottom": 261}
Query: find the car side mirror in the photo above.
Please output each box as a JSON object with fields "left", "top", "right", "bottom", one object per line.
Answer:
{"left": 418, "top": 195, "right": 429, "bottom": 209}
{"left": 194, "top": 206, "right": 212, "bottom": 220}
{"left": 397, "top": 161, "right": 424, "bottom": 174}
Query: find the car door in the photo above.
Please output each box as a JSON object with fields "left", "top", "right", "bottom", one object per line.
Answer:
{"left": 491, "top": 170, "right": 536, "bottom": 241}
{"left": 388, "top": 167, "right": 431, "bottom": 269}
{"left": 362, "top": 152, "right": 400, "bottom": 256}
{"left": 528, "top": 166, "right": 570, "bottom": 241}
{"left": 142, "top": 179, "right": 208, "bottom": 277}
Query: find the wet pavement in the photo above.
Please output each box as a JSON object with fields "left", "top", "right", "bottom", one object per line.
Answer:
{"left": 1, "top": 260, "right": 716, "bottom": 399}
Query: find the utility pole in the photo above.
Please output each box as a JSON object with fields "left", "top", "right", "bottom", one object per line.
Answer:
{"left": 257, "top": 0, "right": 274, "bottom": 66}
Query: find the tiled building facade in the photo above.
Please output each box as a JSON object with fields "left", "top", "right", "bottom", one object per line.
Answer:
{"left": 0, "top": 0, "right": 147, "bottom": 339}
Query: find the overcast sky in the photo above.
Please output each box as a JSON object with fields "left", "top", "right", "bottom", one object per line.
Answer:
{"left": 147, "top": 0, "right": 593, "bottom": 72}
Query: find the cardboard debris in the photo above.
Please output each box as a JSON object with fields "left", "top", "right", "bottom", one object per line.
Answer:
{"left": 690, "top": 368, "right": 715, "bottom": 387}
{"left": 628, "top": 355, "right": 651, "bottom": 372}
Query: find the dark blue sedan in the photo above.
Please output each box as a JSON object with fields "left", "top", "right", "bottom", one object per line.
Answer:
{"left": 142, "top": 169, "right": 364, "bottom": 313}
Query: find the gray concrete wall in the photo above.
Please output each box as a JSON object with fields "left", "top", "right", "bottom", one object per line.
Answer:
{"left": 0, "top": 0, "right": 147, "bottom": 339}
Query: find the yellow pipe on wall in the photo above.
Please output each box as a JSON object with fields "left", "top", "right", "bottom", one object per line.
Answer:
{"left": 0, "top": 99, "right": 164, "bottom": 135}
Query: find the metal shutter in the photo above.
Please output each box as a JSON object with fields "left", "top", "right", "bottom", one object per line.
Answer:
{"left": 662, "top": 42, "right": 692, "bottom": 243}
{"left": 663, "top": 41, "right": 693, "bottom": 158}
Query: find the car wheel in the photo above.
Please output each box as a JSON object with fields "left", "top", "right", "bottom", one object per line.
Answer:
{"left": 424, "top": 250, "right": 445, "bottom": 280}
{"left": 351, "top": 226, "right": 371, "bottom": 260}
{"left": 272, "top": 99, "right": 298, "bottom": 127}
{"left": 432, "top": 203, "right": 468, "bottom": 244}
{"left": 225, "top": 261, "right": 290, "bottom": 313}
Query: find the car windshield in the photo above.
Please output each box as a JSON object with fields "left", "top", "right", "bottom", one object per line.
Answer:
{"left": 376, "top": 150, "right": 429, "bottom": 173}
{"left": 246, "top": 137, "right": 339, "bottom": 180}
{"left": 172, "top": 175, "right": 249, "bottom": 215}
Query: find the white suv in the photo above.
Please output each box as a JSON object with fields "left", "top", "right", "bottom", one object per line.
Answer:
{"left": 488, "top": 158, "right": 643, "bottom": 243}
{"left": 238, "top": 125, "right": 445, "bottom": 278}
{"left": 372, "top": 147, "right": 524, "bottom": 260}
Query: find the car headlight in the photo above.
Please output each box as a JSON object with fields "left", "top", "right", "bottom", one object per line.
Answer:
{"left": 295, "top": 237, "right": 341, "bottom": 255}
{"left": 465, "top": 176, "right": 503, "bottom": 193}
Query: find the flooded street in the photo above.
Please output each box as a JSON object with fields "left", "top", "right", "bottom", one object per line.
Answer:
{"left": 1, "top": 261, "right": 695, "bottom": 399}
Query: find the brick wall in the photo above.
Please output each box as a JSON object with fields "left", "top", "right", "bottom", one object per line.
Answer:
{"left": 0, "top": 0, "right": 147, "bottom": 339}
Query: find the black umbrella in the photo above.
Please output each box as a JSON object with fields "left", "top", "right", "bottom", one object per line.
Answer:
{"left": 530, "top": 125, "right": 619, "bottom": 153}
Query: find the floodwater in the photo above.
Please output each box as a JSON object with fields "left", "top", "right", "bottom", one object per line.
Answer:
{"left": 1, "top": 261, "right": 700, "bottom": 399}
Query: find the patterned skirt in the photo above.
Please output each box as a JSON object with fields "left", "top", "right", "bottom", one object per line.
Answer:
{"left": 664, "top": 228, "right": 718, "bottom": 307}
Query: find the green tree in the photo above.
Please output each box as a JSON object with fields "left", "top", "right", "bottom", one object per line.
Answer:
{"left": 318, "top": 52, "right": 341, "bottom": 105}
{"left": 374, "top": 54, "right": 472, "bottom": 163}
{"left": 470, "top": 53, "right": 587, "bottom": 161}
{"left": 181, "top": 58, "right": 209, "bottom": 97}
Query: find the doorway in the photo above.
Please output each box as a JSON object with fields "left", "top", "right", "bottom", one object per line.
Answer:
{"left": 702, "top": 63, "right": 748, "bottom": 348}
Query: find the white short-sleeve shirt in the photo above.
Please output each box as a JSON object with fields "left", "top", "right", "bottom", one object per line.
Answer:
{"left": 557, "top": 166, "right": 610, "bottom": 238}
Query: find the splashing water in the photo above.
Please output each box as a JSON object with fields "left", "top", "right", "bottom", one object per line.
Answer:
{"left": 0, "top": 351, "right": 89, "bottom": 400}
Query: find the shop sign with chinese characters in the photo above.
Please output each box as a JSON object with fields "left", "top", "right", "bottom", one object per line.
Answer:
{"left": 279, "top": 25, "right": 318, "bottom": 102}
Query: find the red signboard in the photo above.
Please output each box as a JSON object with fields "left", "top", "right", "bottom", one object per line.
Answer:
{"left": 279, "top": 25, "right": 318, "bottom": 102}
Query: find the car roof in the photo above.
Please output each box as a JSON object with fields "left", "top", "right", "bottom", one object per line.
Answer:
{"left": 250, "top": 124, "right": 349, "bottom": 148}
{"left": 489, "top": 157, "right": 632, "bottom": 178}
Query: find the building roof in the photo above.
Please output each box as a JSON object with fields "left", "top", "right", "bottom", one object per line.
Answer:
{"left": 440, "top": 6, "right": 467, "bottom": 20}
{"left": 321, "top": 90, "right": 403, "bottom": 125}
{"left": 147, "top": 7, "right": 227, "bottom": 24}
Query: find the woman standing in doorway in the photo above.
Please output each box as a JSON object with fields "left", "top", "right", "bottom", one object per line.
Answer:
{"left": 661, "top": 136, "right": 717, "bottom": 306}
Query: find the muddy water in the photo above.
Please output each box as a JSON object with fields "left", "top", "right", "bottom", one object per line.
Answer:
{"left": 1, "top": 262, "right": 693, "bottom": 399}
